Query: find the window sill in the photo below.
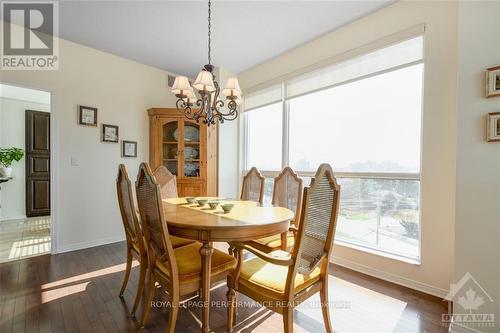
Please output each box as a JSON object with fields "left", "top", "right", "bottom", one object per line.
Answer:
{"left": 334, "top": 240, "right": 421, "bottom": 265}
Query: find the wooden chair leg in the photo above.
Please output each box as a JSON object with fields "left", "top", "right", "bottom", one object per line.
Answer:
{"left": 233, "top": 291, "right": 238, "bottom": 323}
{"left": 119, "top": 250, "right": 132, "bottom": 297}
{"left": 140, "top": 272, "right": 156, "bottom": 328}
{"left": 283, "top": 307, "right": 294, "bottom": 333}
{"left": 320, "top": 278, "right": 333, "bottom": 333}
{"left": 131, "top": 261, "right": 147, "bottom": 316}
{"left": 226, "top": 286, "right": 236, "bottom": 333}
{"left": 280, "top": 232, "right": 288, "bottom": 251}
{"left": 166, "top": 291, "right": 180, "bottom": 333}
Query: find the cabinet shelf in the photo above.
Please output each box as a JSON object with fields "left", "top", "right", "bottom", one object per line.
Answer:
{"left": 163, "top": 141, "right": 178, "bottom": 144}
{"left": 184, "top": 141, "right": 200, "bottom": 145}
{"left": 163, "top": 159, "right": 178, "bottom": 161}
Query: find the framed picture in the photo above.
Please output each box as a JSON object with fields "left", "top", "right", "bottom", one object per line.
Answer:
{"left": 122, "top": 140, "right": 138, "bottom": 157}
{"left": 486, "top": 66, "right": 500, "bottom": 98}
{"left": 102, "top": 124, "right": 119, "bottom": 143}
{"left": 487, "top": 112, "right": 500, "bottom": 142}
{"left": 78, "top": 105, "right": 97, "bottom": 126}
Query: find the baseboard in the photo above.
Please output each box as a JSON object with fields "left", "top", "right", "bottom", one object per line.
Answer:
{"left": 56, "top": 235, "right": 125, "bottom": 254}
{"left": 0, "top": 215, "right": 27, "bottom": 222}
{"left": 331, "top": 255, "right": 449, "bottom": 299}
{"left": 449, "top": 322, "right": 484, "bottom": 333}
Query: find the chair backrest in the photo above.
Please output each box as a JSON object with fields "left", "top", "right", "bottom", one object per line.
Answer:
{"left": 135, "top": 163, "right": 177, "bottom": 272}
{"left": 153, "top": 165, "right": 178, "bottom": 199}
{"left": 116, "top": 164, "right": 144, "bottom": 253}
{"left": 272, "top": 167, "right": 303, "bottom": 225}
{"left": 241, "top": 167, "right": 265, "bottom": 204}
{"left": 292, "top": 164, "right": 340, "bottom": 275}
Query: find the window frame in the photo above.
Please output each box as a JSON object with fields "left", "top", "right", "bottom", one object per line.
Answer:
{"left": 242, "top": 35, "right": 425, "bottom": 263}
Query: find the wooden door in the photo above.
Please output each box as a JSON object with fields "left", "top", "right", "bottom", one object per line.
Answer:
{"left": 25, "top": 110, "right": 50, "bottom": 217}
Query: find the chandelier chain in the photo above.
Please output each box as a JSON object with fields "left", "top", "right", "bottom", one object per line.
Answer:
{"left": 173, "top": 0, "right": 240, "bottom": 127}
{"left": 208, "top": 0, "right": 211, "bottom": 65}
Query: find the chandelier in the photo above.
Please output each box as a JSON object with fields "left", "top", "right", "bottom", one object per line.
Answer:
{"left": 171, "top": 0, "right": 242, "bottom": 126}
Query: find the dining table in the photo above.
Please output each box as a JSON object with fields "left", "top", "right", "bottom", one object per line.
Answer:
{"left": 162, "top": 197, "right": 295, "bottom": 333}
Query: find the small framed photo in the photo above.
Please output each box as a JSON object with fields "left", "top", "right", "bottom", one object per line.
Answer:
{"left": 122, "top": 140, "right": 138, "bottom": 157}
{"left": 486, "top": 66, "right": 500, "bottom": 98}
{"left": 487, "top": 112, "right": 500, "bottom": 142}
{"left": 102, "top": 124, "right": 119, "bottom": 143}
{"left": 78, "top": 105, "right": 97, "bottom": 126}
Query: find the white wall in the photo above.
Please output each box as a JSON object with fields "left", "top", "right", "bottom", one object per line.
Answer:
{"left": 0, "top": 93, "right": 50, "bottom": 220}
{"left": 0, "top": 28, "right": 177, "bottom": 252}
{"left": 454, "top": 2, "right": 500, "bottom": 332}
{"left": 216, "top": 67, "right": 241, "bottom": 199}
{"left": 238, "top": 1, "right": 458, "bottom": 296}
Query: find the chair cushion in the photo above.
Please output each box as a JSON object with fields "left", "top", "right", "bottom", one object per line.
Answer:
{"left": 170, "top": 236, "right": 196, "bottom": 248}
{"left": 239, "top": 251, "right": 320, "bottom": 298}
{"left": 156, "top": 243, "right": 237, "bottom": 284}
{"left": 245, "top": 232, "right": 295, "bottom": 253}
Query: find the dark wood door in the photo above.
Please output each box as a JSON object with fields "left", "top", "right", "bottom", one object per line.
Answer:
{"left": 25, "top": 110, "right": 50, "bottom": 217}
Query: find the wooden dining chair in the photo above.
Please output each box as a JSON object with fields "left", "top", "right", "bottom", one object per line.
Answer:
{"left": 241, "top": 166, "right": 265, "bottom": 204}
{"left": 153, "top": 165, "right": 195, "bottom": 249}
{"left": 135, "top": 163, "right": 237, "bottom": 331}
{"left": 153, "top": 165, "right": 178, "bottom": 199}
{"left": 227, "top": 163, "right": 341, "bottom": 333}
{"left": 116, "top": 164, "right": 148, "bottom": 316}
{"left": 244, "top": 167, "right": 303, "bottom": 253}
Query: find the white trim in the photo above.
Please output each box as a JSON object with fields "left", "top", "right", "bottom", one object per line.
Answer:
{"left": 57, "top": 235, "right": 125, "bottom": 254}
{"left": 336, "top": 240, "right": 420, "bottom": 264}
{"left": 0, "top": 215, "right": 27, "bottom": 222}
{"left": 50, "top": 89, "right": 59, "bottom": 255}
{"left": 449, "top": 322, "right": 484, "bottom": 333}
{"left": 331, "top": 254, "right": 449, "bottom": 299}
{"left": 281, "top": 83, "right": 289, "bottom": 169}
{"left": 252, "top": 170, "right": 420, "bottom": 181}
{"left": 0, "top": 96, "right": 50, "bottom": 107}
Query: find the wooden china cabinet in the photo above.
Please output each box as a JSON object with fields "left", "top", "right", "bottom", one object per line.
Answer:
{"left": 148, "top": 108, "right": 218, "bottom": 197}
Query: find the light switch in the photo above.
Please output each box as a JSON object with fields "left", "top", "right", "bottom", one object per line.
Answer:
{"left": 71, "top": 156, "right": 80, "bottom": 166}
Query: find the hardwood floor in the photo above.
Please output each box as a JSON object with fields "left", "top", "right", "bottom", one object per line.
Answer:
{"left": 0, "top": 241, "right": 449, "bottom": 333}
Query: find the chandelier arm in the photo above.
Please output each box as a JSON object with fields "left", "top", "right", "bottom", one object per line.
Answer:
{"left": 214, "top": 100, "right": 238, "bottom": 118}
{"left": 176, "top": 99, "right": 198, "bottom": 121}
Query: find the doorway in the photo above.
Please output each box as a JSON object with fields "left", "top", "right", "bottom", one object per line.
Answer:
{"left": 0, "top": 83, "right": 52, "bottom": 263}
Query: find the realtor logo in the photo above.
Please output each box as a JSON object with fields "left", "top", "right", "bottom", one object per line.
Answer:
{"left": 442, "top": 272, "right": 495, "bottom": 329}
{"left": 1, "top": 1, "right": 59, "bottom": 70}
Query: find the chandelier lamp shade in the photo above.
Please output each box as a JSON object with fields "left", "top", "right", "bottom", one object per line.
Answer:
{"left": 171, "top": 0, "right": 242, "bottom": 126}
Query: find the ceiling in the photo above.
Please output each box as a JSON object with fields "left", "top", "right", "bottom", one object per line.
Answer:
{"left": 59, "top": 1, "right": 394, "bottom": 77}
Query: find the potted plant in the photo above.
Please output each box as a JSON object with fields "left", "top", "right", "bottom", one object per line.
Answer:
{"left": 0, "top": 147, "right": 24, "bottom": 178}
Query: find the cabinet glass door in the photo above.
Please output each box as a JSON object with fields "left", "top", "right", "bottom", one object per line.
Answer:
{"left": 162, "top": 120, "right": 179, "bottom": 176}
{"left": 183, "top": 122, "right": 201, "bottom": 178}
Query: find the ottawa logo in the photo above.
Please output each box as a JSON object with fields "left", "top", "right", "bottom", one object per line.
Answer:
{"left": 442, "top": 272, "right": 494, "bottom": 329}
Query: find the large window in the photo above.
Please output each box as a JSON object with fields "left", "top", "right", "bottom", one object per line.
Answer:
{"left": 243, "top": 36, "right": 423, "bottom": 261}
{"left": 246, "top": 102, "right": 282, "bottom": 170}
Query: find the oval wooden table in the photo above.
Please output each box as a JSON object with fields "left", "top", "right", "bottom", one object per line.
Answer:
{"left": 162, "top": 197, "right": 294, "bottom": 333}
